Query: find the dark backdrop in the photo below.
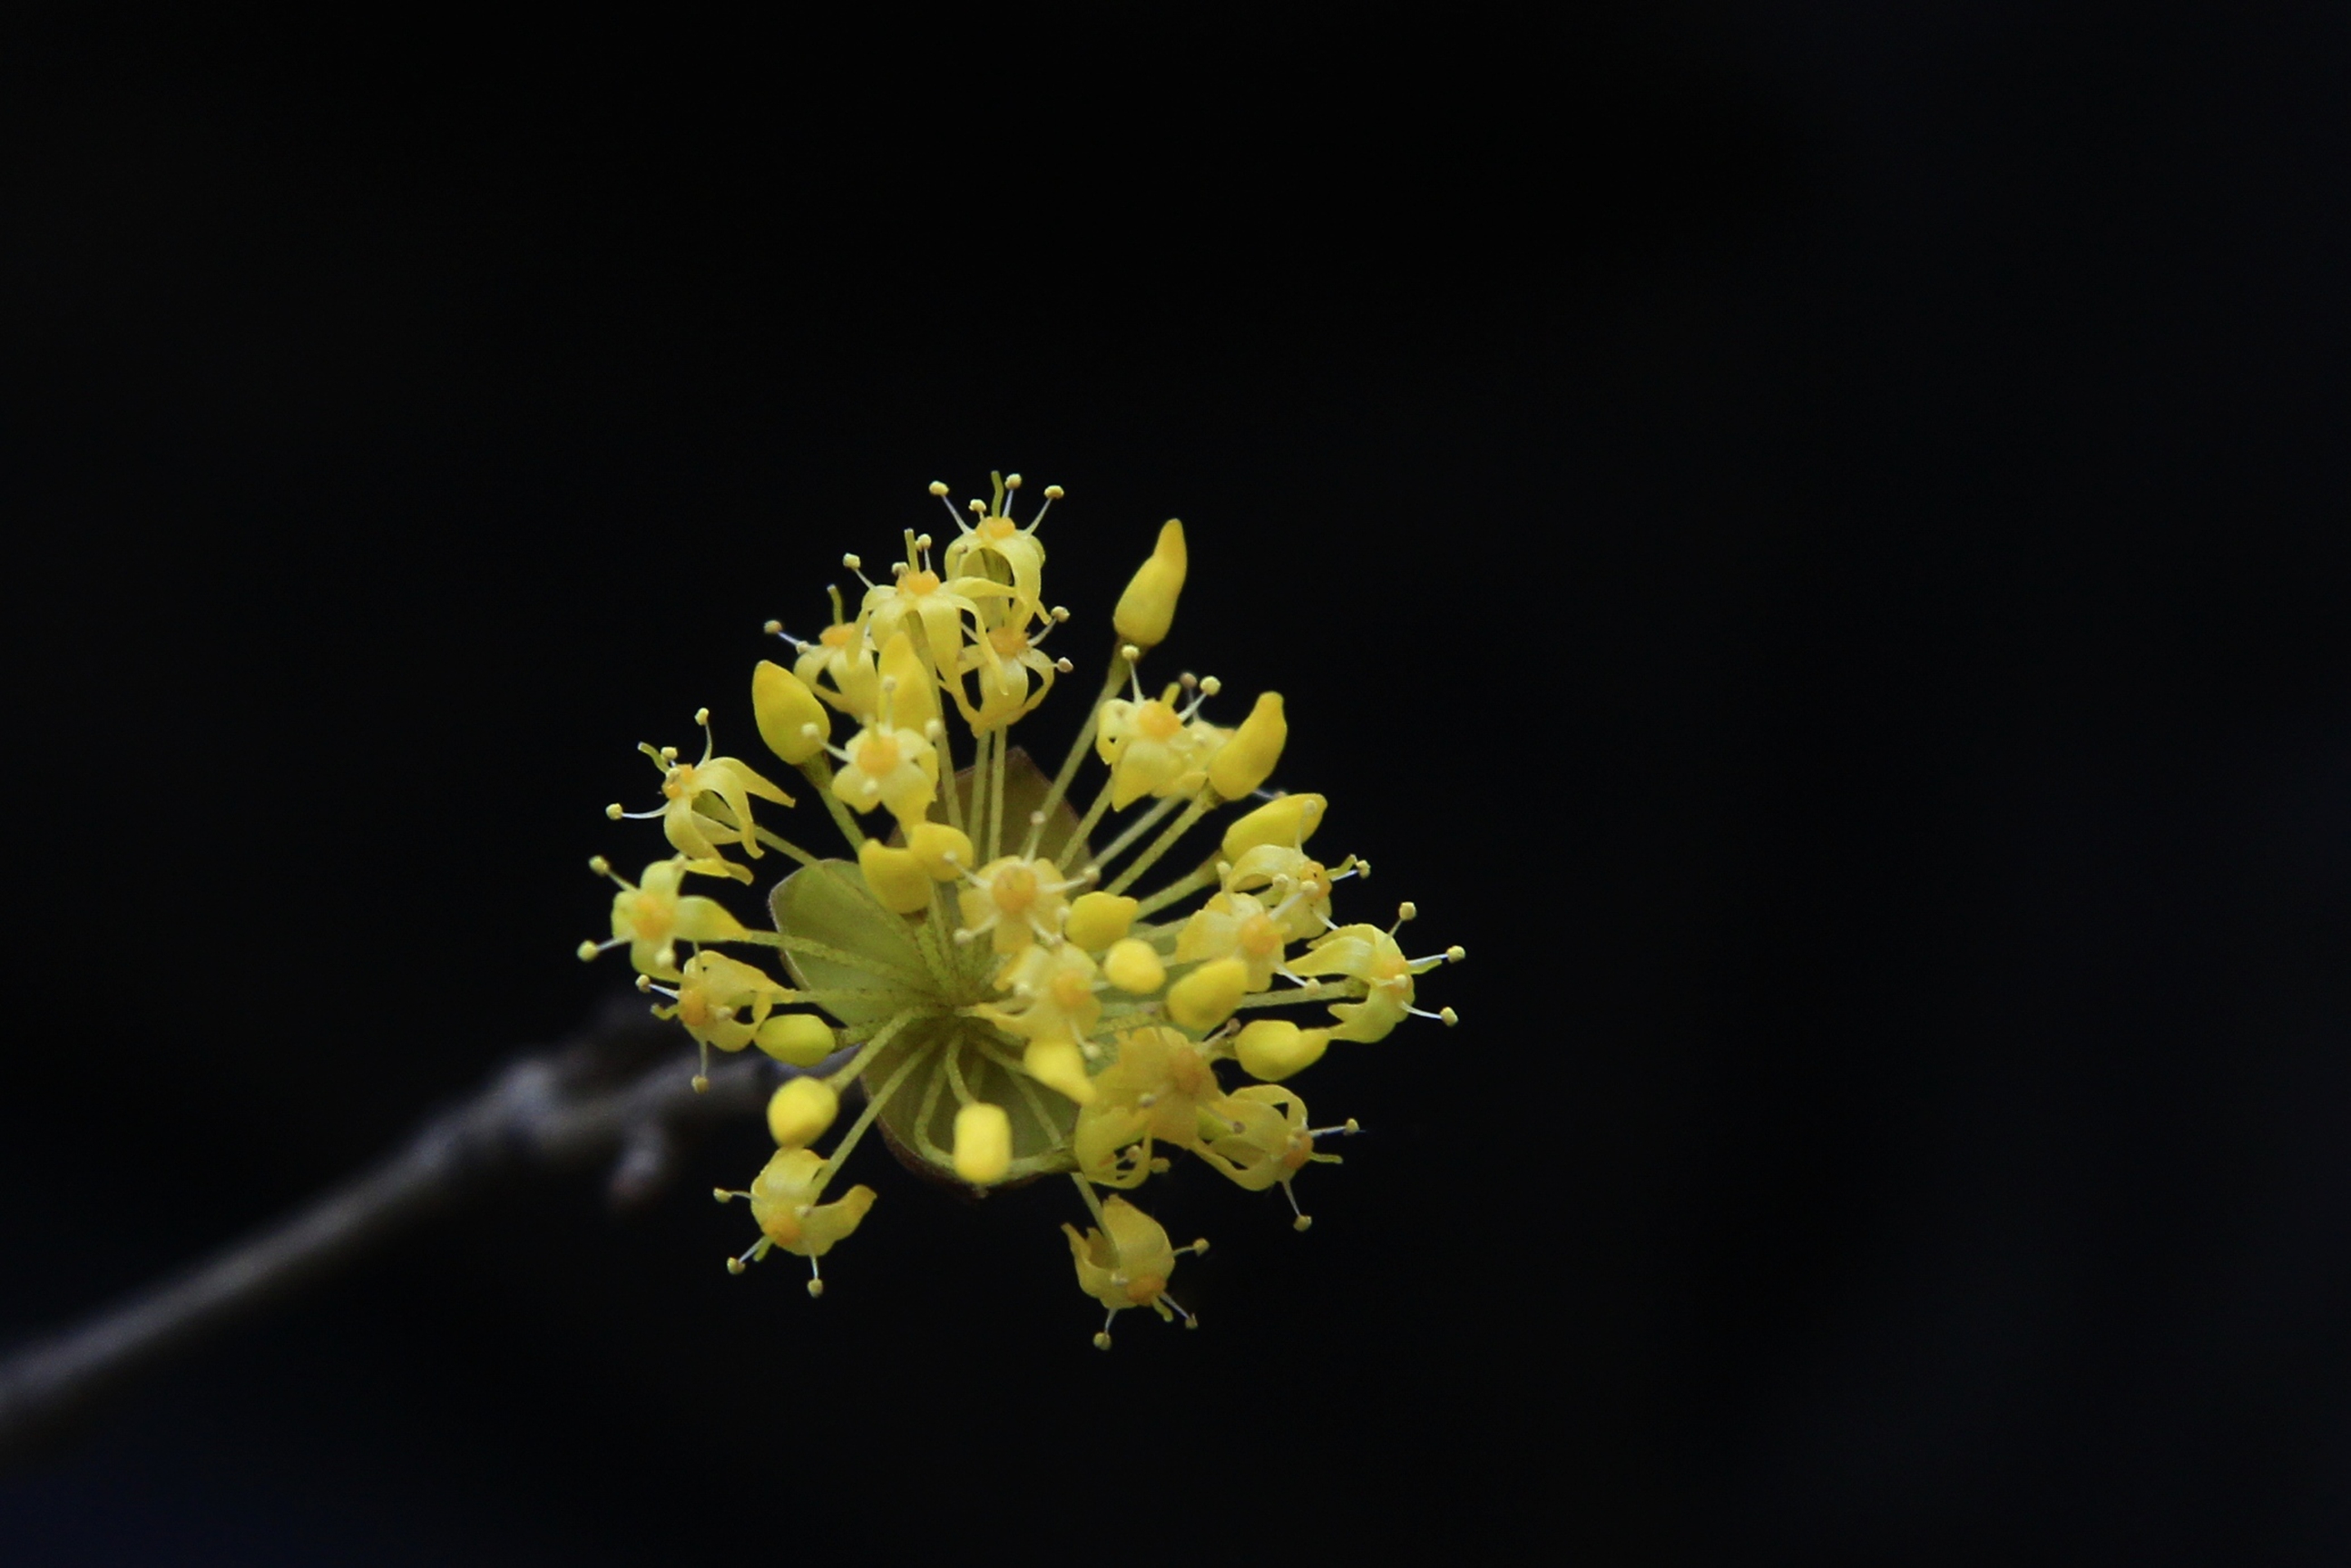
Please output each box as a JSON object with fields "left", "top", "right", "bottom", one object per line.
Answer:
{"left": 3, "top": 4, "right": 2346, "bottom": 1563}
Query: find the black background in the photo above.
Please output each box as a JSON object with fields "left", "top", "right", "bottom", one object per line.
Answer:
{"left": 4, "top": 3, "right": 2347, "bottom": 1563}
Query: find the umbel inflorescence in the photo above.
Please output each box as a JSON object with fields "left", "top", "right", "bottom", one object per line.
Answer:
{"left": 577, "top": 473, "right": 1461, "bottom": 1347}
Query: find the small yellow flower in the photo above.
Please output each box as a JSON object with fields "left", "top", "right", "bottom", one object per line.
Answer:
{"left": 1073, "top": 1024, "right": 1239, "bottom": 1186}
{"left": 788, "top": 590, "right": 884, "bottom": 720}
{"left": 1095, "top": 679, "right": 1227, "bottom": 808}
{"left": 1063, "top": 1195, "right": 1205, "bottom": 1348}
{"left": 955, "top": 854, "right": 1082, "bottom": 957}
{"left": 1172, "top": 890, "right": 1291, "bottom": 992}
{"left": 1288, "top": 910, "right": 1464, "bottom": 1043}
{"left": 607, "top": 710, "right": 795, "bottom": 881}
{"left": 647, "top": 950, "right": 799, "bottom": 1088}
{"left": 936, "top": 472, "right": 1055, "bottom": 620}
{"left": 1197, "top": 1084, "right": 1353, "bottom": 1230}
{"left": 580, "top": 856, "right": 753, "bottom": 980}
{"left": 727, "top": 1147, "right": 878, "bottom": 1296}
{"left": 828, "top": 720, "right": 939, "bottom": 825}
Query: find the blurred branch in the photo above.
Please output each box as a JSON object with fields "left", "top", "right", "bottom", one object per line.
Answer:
{"left": 0, "top": 999, "right": 783, "bottom": 1466}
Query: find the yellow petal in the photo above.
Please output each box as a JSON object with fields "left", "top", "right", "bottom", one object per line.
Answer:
{"left": 1234, "top": 1019, "right": 1330, "bottom": 1082}
{"left": 1220, "top": 791, "right": 1326, "bottom": 862}
{"left": 1208, "top": 691, "right": 1286, "bottom": 799}
{"left": 1024, "top": 1038, "right": 1097, "bottom": 1104}
{"left": 1167, "top": 956, "right": 1249, "bottom": 1031}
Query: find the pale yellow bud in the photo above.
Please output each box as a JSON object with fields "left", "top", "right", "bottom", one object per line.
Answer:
{"left": 907, "top": 821, "right": 974, "bottom": 880}
{"left": 1208, "top": 691, "right": 1286, "bottom": 799}
{"left": 1220, "top": 791, "right": 1326, "bottom": 862}
{"left": 1234, "top": 1019, "right": 1330, "bottom": 1082}
{"left": 1064, "top": 891, "right": 1140, "bottom": 951}
{"left": 1112, "top": 519, "right": 1187, "bottom": 648}
{"left": 1167, "top": 956, "right": 1249, "bottom": 1031}
{"left": 755, "top": 1014, "right": 837, "bottom": 1068}
{"left": 1024, "top": 1038, "right": 1096, "bottom": 1104}
{"left": 857, "top": 838, "right": 932, "bottom": 914}
{"left": 752, "top": 660, "right": 829, "bottom": 764}
{"left": 766, "top": 1075, "right": 839, "bottom": 1149}
{"left": 1102, "top": 936, "right": 1165, "bottom": 995}
{"left": 952, "top": 1102, "right": 1014, "bottom": 1184}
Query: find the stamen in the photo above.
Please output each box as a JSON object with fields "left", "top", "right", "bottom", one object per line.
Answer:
{"left": 1283, "top": 1184, "right": 1313, "bottom": 1232}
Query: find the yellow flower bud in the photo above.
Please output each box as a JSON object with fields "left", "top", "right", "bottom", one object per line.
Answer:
{"left": 1024, "top": 1038, "right": 1097, "bottom": 1104}
{"left": 752, "top": 660, "right": 830, "bottom": 764}
{"left": 1102, "top": 936, "right": 1165, "bottom": 995}
{"left": 754, "top": 1014, "right": 838, "bottom": 1068}
{"left": 1064, "top": 891, "right": 1140, "bottom": 951}
{"left": 1234, "top": 1019, "right": 1330, "bottom": 1082}
{"left": 766, "top": 1075, "right": 839, "bottom": 1148}
{"left": 857, "top": 838, "right": 932, "bottom": 914}
{"left": 1112, "top": 519, "right": 1187, "bottom": 648}
{"left": 1220, "top": 791, "right": 1326, "bottom": 862}
{"left": 952, "top": 1102, "right": 1014, "bottom": 1184}
{"left": 1207, "top": 691, "right": 1286, "bottom": 799}
{"left": 906, "top": 821, "right": 974, "bottom": 880}
{"left": 1167, "top": 956, "right": 1249, "bottom": 1031}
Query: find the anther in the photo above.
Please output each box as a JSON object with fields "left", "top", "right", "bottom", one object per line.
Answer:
{"left": 1441, "top": 1006, "right": 1460, "bottom": 1025}
{"left": 1093, "top": 1331, "right": 1113, "bottom": 1351}
{"left": 1051, "top": 605, "right": 1071, "bottom": 622}
{"left": 712, "top": 1188, "right": 733, "bottom": 1202}
{"left": 726, "top": 1257, "right": 747, "bottom": 1275}
{"left": 842, "top": 553, "right": 862, "bottom": 571}
{"left": 604, "top": 803, "right": 623, "bottom": 818}
{"left": 588, "top": 856, "right": 612, "bottom": 876}
{"left": 691, "top": 1073, "right": 710, "bottom": 1093}
{"left": 1121, "top": 642, "right": 1142, "bottom": 664}
{"left": 1198, "top": 675, "right": 1221, "bottom": 696}
{"left": 763, "top": 618, "right": 784, "bottom": 635}
{"left": 575, "top": 940, "right": 601, "bottom": 962}
{"left": 633, "top": 974, "right": 652, "bottom": 993}
{"left": 928, "top": 481, "right": 948, "bottom": 496}
{"left": 1043, "top": 485, "right": 1064, "bottom": 499}
{"left": 1397, "top": 901, "right": 1417, "bottom": 922}
{"left": 694, "top": 706, "right": 710, "bottom": 727}
{"left": 660, "top": 745, "right": 679, "bottom": 760}
{"left": 1447, "top": 945, "right": 1466, "bottom": 963}
{"left": 1054, "top": 658, "right": 1073, "bottom": 673}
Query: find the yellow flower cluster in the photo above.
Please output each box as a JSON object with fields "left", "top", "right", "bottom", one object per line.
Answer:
{"left": 578, "top": 472, "right": 1462, "bottom": 1345}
